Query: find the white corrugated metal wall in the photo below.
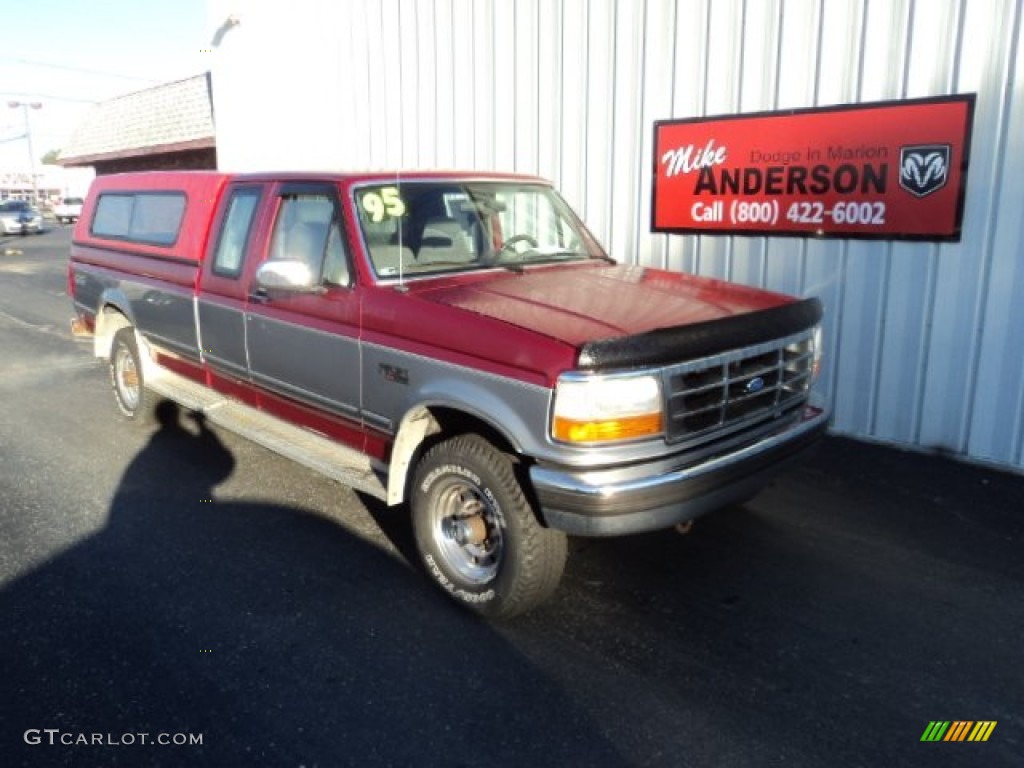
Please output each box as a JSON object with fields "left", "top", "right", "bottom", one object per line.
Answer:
{"left": 209, "top": 0, "right": 1024, "bottom": 472}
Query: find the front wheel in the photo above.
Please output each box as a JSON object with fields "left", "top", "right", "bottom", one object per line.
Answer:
{"left": 411, "top": 434, "right": 567, "bottom": 619}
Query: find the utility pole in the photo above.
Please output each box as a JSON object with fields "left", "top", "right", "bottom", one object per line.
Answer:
{"left": 7, "top": 101, "right": 43, "bottom": 202}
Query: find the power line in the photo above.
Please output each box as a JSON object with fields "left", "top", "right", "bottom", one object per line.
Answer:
{"left": 0, "top": 91, "right": 99, "bottom": 105}
{"left": 0, "top": 56, "right": 161, "bottom": 84}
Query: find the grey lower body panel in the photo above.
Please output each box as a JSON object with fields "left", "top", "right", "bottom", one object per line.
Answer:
{"left": 144, "top": 364, "right": 387, "bottom": 502}
{"left": 530, "top": 406, "right": 829, "bottom": 536}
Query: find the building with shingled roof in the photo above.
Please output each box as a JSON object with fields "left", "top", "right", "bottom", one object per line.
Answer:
{"left": 59, "top": 73, "right": 216, "bottom": 175}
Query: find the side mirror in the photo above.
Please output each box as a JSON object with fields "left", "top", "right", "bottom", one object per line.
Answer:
{"left": 255, "top": 260, "right": 319, "bottom": 292}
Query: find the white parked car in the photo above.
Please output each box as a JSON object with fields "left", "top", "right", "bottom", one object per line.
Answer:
{"left": 54, "top": 196, "right": 84, "bottom": 224}
{"left": 0, "top": 200, "right": 44, "bottom": 235}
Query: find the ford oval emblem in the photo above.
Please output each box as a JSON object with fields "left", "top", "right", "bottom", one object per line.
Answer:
{"left": 745, "top": 376, "right": 766, "bottom": 394}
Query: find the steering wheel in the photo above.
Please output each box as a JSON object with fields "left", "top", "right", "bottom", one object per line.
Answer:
{"left": 499, "top": 234, "right": 539, "bottom": 253}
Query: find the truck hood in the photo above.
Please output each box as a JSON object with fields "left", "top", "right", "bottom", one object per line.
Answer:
{"left": 415, "top": 263, "right": 796, "bottom": 348}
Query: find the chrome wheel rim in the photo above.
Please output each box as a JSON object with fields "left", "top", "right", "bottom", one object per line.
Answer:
{"left": 430, "top": 477, "right": 503, "bottom": 585}
{"left": 114, "top": 346, "right": 140, "bottom": 411}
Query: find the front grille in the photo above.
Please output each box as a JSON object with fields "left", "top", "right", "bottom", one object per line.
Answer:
{"left": 664, "top": 330, "right": 815, "bottom": 445}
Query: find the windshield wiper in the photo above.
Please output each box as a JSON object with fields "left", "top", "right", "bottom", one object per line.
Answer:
{"left": 517, "top": 250, "right": 591, "bottom": 264}
{"left": 489, "top": 250, "right": 589, "bottom": 272}
{"left": 495, "top": 261, "right": 526, "bottom": 273}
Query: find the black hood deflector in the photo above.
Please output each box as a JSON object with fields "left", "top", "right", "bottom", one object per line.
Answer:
{"left": 577, "top": 297, "right": 822, "bottom": 370}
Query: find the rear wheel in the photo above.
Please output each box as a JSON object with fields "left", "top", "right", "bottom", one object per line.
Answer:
{"left": 411, "top": 434, "right": 567, "bottom": 619}
{"left": 109, "top": 327, "right": 157, "bottom": 422}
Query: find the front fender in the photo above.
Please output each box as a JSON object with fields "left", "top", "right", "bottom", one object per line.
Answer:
{"left": 384, "top": 375, "right": 553, "bottom": 505}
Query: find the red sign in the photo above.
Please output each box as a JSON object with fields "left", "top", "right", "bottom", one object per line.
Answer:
{"left": 652, "top": 95, "right": 975, "bottom": 241}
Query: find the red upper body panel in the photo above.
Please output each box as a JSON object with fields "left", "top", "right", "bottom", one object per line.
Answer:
{"left": 72, "top": 170, "right": 802, "bottom": 383}
{"left": 404, "top": 262, "right": 794, "bottom": 349}
{"left": 73, "top": 171, "right": 230, "bottom": 265}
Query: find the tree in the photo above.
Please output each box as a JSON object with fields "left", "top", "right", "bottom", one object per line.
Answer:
{"left": 41, "top": 149, "right": 61, "bottom": 165}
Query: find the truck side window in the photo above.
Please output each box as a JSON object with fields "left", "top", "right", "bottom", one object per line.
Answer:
{"left": 268, "top": 193, "right": 349, "bottom": 287}
{"left": 91, "top": 192, "right": 186, "bottom": 246}
{"left": 322, "top": 222, "right": 350, "bottom": 286}
{"left": 212, "top": 188, "right": 261, "bottom": 277}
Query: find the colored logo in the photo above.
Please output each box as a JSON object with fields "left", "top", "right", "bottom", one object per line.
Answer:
{"left": 920, "top": 721, "right": 996, "bottom": 742}
{"left": 900, "top": 144, "right": 951, "bottom": 198}
{"left": 744, "top": 376, "right": 766, "bottom": 395}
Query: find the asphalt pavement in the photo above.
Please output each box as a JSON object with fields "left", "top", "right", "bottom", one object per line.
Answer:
{"left": 0, "top": 227, "right": 1021, "bottom": 767}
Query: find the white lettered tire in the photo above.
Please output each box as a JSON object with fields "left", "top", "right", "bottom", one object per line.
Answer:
{"left": 411, "top": 434, "right": 567, "bottom": 619}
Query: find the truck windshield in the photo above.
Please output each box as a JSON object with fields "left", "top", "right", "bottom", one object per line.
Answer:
{"left": 354, "top": 181, "right": 599, "bottom": 278}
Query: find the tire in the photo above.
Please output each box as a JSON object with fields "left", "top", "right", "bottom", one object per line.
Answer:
{"left": 411, "top": 434, "right": 567, "bottom": 619}
{"left": 109, "top": 327, "right": 157, "bottom": 422}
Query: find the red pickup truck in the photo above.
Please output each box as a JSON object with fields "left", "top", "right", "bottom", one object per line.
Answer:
{"left": 69, "top": 170, "right": 828, "bottom": 617}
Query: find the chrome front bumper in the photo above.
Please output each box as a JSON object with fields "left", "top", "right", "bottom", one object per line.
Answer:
{"left": 530, "top": 406, "right": 829, "bottom": 536}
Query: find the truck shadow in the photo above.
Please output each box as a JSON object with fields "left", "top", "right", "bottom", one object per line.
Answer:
{"left": 0, "top": 401, "right": 625, "bottom": 767}
{"left": 504, "top": 437, "right": 1024, "bottom": 765}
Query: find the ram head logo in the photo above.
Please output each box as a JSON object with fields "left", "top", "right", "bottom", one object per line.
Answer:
{"left": 899, "top": 144, "right": 951, "bottom": 198}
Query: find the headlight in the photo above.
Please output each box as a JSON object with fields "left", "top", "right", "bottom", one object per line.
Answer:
{"left": 551, "top": 372, "right": 663, "bottom": 444}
